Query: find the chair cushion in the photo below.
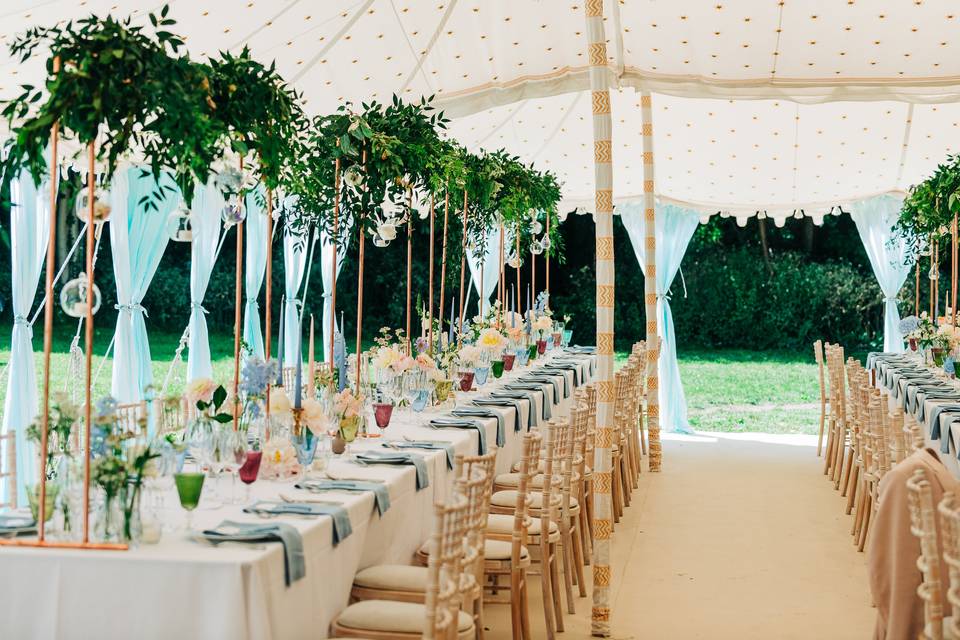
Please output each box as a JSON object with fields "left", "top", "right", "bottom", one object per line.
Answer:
{"left": 495, "top": 471, "right": 580, "bottom": 488}
{"left": 487, "top": 513, "right": 557, "bottom": 536}
{"left": 335, "top": 599, "right": 474, "bottom": 635}
{"left": 491, "top": 489, "right": 579, "bottom": 511}
{"left": 353, "top": 564, "right": 427, "bottom": 593}
{"left": 484, "top": 538, "right": 529, "bottom": 560}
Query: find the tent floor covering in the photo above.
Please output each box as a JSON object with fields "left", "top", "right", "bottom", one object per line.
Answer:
{"left": 484, "top": 431, "right": 874, "bottom": 639}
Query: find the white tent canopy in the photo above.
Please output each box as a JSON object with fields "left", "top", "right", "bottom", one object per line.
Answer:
{"left": 2, "top": 0, "right": 960, "bottom": 211}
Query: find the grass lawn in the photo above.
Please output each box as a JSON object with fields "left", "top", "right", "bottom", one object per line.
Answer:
{"left": 0, "top": 329, "right": 825, "bottom": 436}
{"left": 679, "top": 349, "right": 822, "bottom": 435}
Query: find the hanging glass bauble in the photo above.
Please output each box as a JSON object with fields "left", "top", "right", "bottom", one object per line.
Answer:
{"left": 372, "top": 234, "right": 390, "bottom": 248}
{"left": 541, "top": 236, "right": 551, "bottom": 250}
{"left": 930, "top": 266, "right": 940, "bottom": 280}
{"left": 508, "top": 256, "right": 521, "bottom": 269}
{"left": 221, "top": 199, "right": 247, "bottom": 226}
{"left": 75, "top": 188, "right": 112, "bottom": 224}
{"left": 167, "top": 206, "right": 193, "bottom": 242}
{"left": 377, "top": 221, "right": 398, "bottom": 241}
{"left": 530, "top": 240, "right": 544, "bottom": 256}
{"left": 531, "top": 221, "right": 543, "bottom": 235}
{"left": 60, "top": 273, "right": 101, "bottom": 318}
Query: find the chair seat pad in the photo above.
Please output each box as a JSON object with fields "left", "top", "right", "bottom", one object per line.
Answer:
{"left": 495, "top": 471, "right": 580, "bottom": 488}
{"left": 491, "top": 489, "right": 579, "bottom": 511}
{"left": 353, "top": 564, "right": 427, "bottom": 592}
{"left": 484, "top": 538, "right": 530, "bottom": 560}
{"left": 335, "top": 599, "right": 474, "bottom": 635}
{"left": 487, "top": 513, "right": 558, "bottom": 536}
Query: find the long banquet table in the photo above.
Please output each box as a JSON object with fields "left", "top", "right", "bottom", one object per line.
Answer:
{"left": 0, "top": 350, "right": 595, "bottom": 640}
{"left": 868, "top": 351, "right": 960, "bottom": 477}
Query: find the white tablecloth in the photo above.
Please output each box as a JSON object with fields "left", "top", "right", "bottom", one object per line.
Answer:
{"left": 0, "top": 351, "right": 594, "bottom": 640}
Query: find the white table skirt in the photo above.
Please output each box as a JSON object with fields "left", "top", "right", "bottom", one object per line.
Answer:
{"left": 0, "top": 351, "right": 594, "bottom": 640}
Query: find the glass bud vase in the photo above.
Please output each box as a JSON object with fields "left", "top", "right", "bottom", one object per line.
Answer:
{"left": 95, "top": 490, "right": 124, "bottom": 544}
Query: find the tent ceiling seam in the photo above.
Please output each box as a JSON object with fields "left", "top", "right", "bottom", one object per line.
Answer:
{"left": 896, "top": 103, "right": 915, "bottom": 188}
{"left": 229, "top": 0, "right": 302, "bottom": 51}
{"left": 387, "top": 0, "right": 435, "bottom": 94}
{"left": 399, "top": 0, "right": 459, "bottom": 94}
{"left": 531, "top": 92, "right": 582, "bottom": 162}
{"left": 770, "top": 0, "right": 784, "bottom": 80}
{"left": 290, "top": 0, "right": 376, "bottom": 82}
{"left": 476, "top": 100, "right": 528, "bottom": 147}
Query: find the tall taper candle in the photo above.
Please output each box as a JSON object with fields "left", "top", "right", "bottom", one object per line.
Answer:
{"left": 308, "top": 314, "right": 315, "bottom": 397}
{"left": 294, "top": 317, "right": 303, "bottom": 409}
{"left": 449, "top": 297, "right": 455, "bottom": 344}
{"left": 276, "top": 295, "right": 285, "bottom": 386}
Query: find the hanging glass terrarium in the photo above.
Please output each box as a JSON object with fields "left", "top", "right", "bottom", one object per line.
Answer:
{"left": 508, "top": 256, "right": 521, "bottom": 269}
{"left": 531, "top": 220, "right": 543, "bottom": 235}
{"left": 530, "top": 240, "right": 544, "bottom": 256}
{"left": 372, "top": 234, "right": 390, "bottom": 248}
{"left": 541, "top": 236, "right": 552, "bottom": 250}
{"left": 60, "top": 272, "right": 101, "bottom": 318}
{"left": 167, "top": 205, "right": 193, "bottom": 242}
{"left": 75, "top": 188, "right": 112, "bottom": 224}
{"left": 377, "top": 220, "right": 398, "bottom": 242}
{"left": 221, "top": 197, "right": 247, "bottom": 227}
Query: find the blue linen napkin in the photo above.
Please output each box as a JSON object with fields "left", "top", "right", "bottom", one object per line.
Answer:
{"left": 522, "top": 375, "right": 565, "bottom": 399}
{"left": 544, "top": 363, "right": 580, "bottom": 389}
{"left": 202, "top": 520, "right": 308, "bottom": 585}
{"left": 354, "top": 450, "right": 430, "bottom": 491}
{"left": 927, "top": 404, "right": 960, "bottom": 441}
{"left": 430, "top": 417, "right": 487, "bottom": 455}
{"left": 242, "top": 501, "right": 354, "bottom": 545}
{"left": 384, "top": 441, "right": 456, "bottom": 470}
{"left": 452, "top": 407, "right": 505, "bottom": 447}
{"left": 296, "top": 479, "right": 392, "bottom": 516}
{"left": 915, "top": 390, "right": 960, "bottom": 421}
{"left": 493, "top": 389, "right": 550, "bottom": 423}
{"left": 472, "top": 398, "right": 524, "bottom": 432}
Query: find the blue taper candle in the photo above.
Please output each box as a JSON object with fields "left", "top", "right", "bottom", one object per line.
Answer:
{"left": 293, "top": 317, "right": 303, "bottom": 409}
{"left": 276, "top": 295, "right": 286, "bottom": 386}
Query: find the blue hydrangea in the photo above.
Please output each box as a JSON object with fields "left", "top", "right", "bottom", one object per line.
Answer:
{"left": 240, "top": 356, "right": 278, "bottom": 397}
{"left": 899, "top": 315, "right": 920, "bottom": 336}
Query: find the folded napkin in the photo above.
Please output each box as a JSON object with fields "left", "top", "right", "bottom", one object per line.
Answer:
{"left": 430, "top": 417, "right": 487, "bottom": 455}
{"left": 916, "top": 391, "right": 960, "bottom": 421}
{"left": 927, "top": 404, "right": 960, "bottom": 440}
{"left": 493, "top": 390, "right": 549, "bottom": 423}
{"left": 520, "top": 375, "right": 567, "bottom": 399}
{"left": 296, "top": 479, "right": 391, "bottom": 516}
{"left": 202, "top": 520, "right": 307, "bottom": 585}
{"left": 472, "top": 398, "right": 524, "bottom": 433}
{"left": 0, "top": 514, "right": 36, "bottom": 534}
{"left": 384, "top": 441, "right": 456, "bottom": 470}
{"left": 543, "top": 363, "right": 580, "bottom": 389}
{"left": 452, "top": 407, "right": 505, "bottom": 447}
{"left": 354, "top": 450, "right": 430, "bottom": 491}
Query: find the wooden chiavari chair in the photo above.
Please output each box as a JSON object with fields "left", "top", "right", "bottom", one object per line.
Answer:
{"left": 155, "top": 396, "right": 188, "bottom": 435}
{"left": 814, "top": 340, "right": 828, "bottom": 456}
{"left": 889, "top": 405, "right": 908, "bottom": 466}
{"left": 484, "top": 431, "right": 540, "bottom": 640}
{"left": 0, "top": 430, "right": 16, "bottom": 510}
{"left": 332, "top": 482, "right": 477, "bottom": 639}
{"left": 938, "top": 492, "right": 960, "bottom": 639}
{"left": 116, "top": 401, "right": 147, "bottom": 437}
{"left": 908, "top": 468, "right": 947, "bottom": 640}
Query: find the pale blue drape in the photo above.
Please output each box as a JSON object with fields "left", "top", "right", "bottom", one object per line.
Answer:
{"left": 849, "top": 194, "right": 911, "bottom": 352}
{"left": 185, "top": 181, "right": 224, "bottom": 380}
{"left": 2, "top": 170, "right": 52, "bottom": 505}
{"left": 320, "top": 228, "right": 347, "bottom": 363}
{"left": 242, "top": 189, "right": 267, "bottom": 359}
{"left": 466, "top": 227, "right": 503, "bottom": 317}
{"left": 282, "top": 225, "right": 310, "bottom": 367}
{"left": 110, "top": 167, "right": 177, "bottom": 402}
{"left": 620, "top": 202, "right": 700, "bottom": 434}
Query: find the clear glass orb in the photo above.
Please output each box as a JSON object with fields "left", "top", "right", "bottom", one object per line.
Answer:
{"left": 167, "top": 206, "right": 193, "bottom": 242}
{"left": 541, "top": 236, "right": 552, "bottom": 250}
{"left": 214, "top": 167, "right": 244, "bottom": 194}
{"left": 221, "top": 199, "right": 247, "bottom": 226}
{"left": 508, "top": 257, "right": 521, "bottom": 269}
{"left": 60, "top": 272, "right": 101, "bottom": 318}
{"left": 75, "top": 188, "right": 111, "bottom": 224}
{"left": 372, "top": 234, "right": 390, "bottom": 248}
{"left": 530, "top": 240, "right": 543, "bottom": 256}
{"left": 531, "top": 221, "right": 543, "bottom": 235}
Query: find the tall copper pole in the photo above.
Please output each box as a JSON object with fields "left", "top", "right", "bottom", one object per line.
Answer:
{"left": 428, "top": 194, "right": 436, "bottom": 352}
{"left": 531, "top": 230, "right": 536, "bottom": 308}
{"left": 330, "top": 154, "right": 340, "bottom": 370}
{"left": 355, "top": 150, "right": 367, "bottom": 393}
{"left": 81, "top": 142, "right": 96, "bottom": 543}
{"left": 37, "top": 56, "right": 61, "bottom": 539}
{"left": 515, "top": 228, "right": 521, "bottom": 314}
{"left": 458, "top": 190, "right": 469, "bottom": 332}
{"left": 498, "top": 220, "right": 505, "bottom": 321}
{"left": 933, "top": 237, "right": 940, "bottom": 319}
{"left": 438, "top": 184, "right": 450, "bottom": 345}
{"left": 915, "top": 261, "right": 920, "bottom": 317}
{"left": 952, "top": 214, "right": 958, "bottom": 327}
{"left": 405, "top": 189, "right": 413, "bottom": 353}
{"left": 232, "top": 190, "right": 244, "bottom": 430}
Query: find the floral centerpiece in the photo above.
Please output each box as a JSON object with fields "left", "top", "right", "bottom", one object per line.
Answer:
{"left": 458, "top": 344, "right": 483, "bottom": 391}
{"left": 89, "top": 396, "right": 159, "bottom": 544}
{"left": 236, "top": 356, "right": 278, "bottom": 443}
{"left": 479, "top": 327, "right": 508, "bottom": 378}
{"left": 533, "top": 314, "right": 553, "bottom": 354}
{"left": 899, "top": 315, "right": 921, "bottom": 351}
{"left": 330, "top": 388, "right": 365, "bottom": 453}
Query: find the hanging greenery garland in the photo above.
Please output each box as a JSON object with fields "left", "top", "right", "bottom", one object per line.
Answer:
{"left": 895, "top": 155, "right": 960, "bottom": 264}
{"left": 0, "top": 6, "right": 220, "bottom": 205}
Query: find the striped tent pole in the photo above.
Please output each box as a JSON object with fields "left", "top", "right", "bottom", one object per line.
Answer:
{"left": 584, "top": 0, "right": 614, "bottom": 635}
{"left": 640, "top": 92, "right": 661, "bottom": 472}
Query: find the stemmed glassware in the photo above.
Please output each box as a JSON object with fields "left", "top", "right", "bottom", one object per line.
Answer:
{"left": 174, "top": 471, "right": 205, "bottom": 531}
{"left": 238, "top": 450, "right": 262, "bottom": 502}
{"left": 291, "top": 427, "right": 319, "bottom": 481}
{"left": 219, "top": 429, "right": 247, "bottom": 504}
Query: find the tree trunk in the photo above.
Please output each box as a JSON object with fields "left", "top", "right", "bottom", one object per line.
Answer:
{"left": 758, "top": 217, "right": 774, "bottom": 277}
{"left": 801, "top": 217, "right": 814, "bottom": 254}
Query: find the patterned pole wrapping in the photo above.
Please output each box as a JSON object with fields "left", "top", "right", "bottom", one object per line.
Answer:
{"left": 641, "top": 91, "right": 662, "bottom": 472}
{"left": 584, "top": 0, "right": 614, "bottom": 634}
